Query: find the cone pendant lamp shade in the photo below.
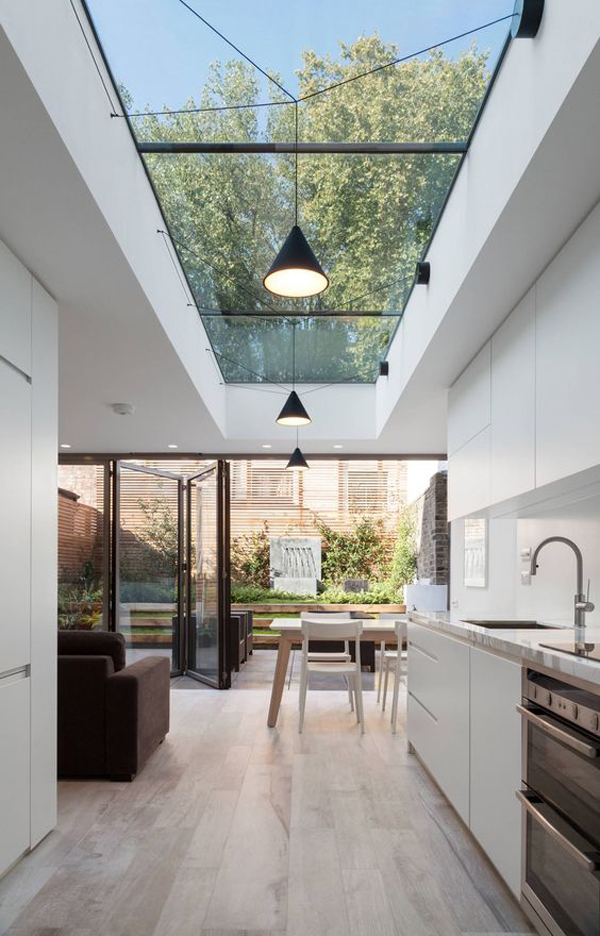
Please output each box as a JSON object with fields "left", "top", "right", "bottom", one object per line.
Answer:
{"left": 286, "top": 446, "right": 309, "bottom": 471}
{"left": 263, "top": 225, "right": 329, "bottom": 298}
{"left": 276, "top": 390, "right": 311, "bottom": 427}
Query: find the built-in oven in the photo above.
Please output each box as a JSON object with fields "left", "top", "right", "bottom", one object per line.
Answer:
{"left": 518, "top": 669, "right": 600, "bottom": 936}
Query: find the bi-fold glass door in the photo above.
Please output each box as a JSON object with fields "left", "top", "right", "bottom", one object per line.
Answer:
{"left": 112, "top": 459, "right": 230, "bottom": 686}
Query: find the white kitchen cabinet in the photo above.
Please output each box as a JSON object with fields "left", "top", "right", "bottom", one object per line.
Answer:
{"left": 0, "top": 360, "right": 31, "bottom": 673}
{"left": 535, "top": 202, "right": 600, "bottom": 487}
{"left": 448, "top": 425, "right": 491, "bottom": 520}
{"left": 0, "top": 675, "right": 31, "bottom": 873}
{"left": 407, "top": 623, "right": 470, "bottom": 823}
{"left": 491, "top": 290, "right": 536, "bottom": 503}
{"left": 0, "top": 239, "right": 32, "bottom": 376}
{"left": 448, "top": 343, "right": 491, "bottom": 457}
{"left": 470, "top": 647, "right": 522, "bottom": 897}
{"left": 30, "top": 280, "right": 58, "bottom": 847}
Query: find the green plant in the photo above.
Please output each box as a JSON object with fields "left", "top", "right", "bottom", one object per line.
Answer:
{"left": 231, "top": 524, "right": 271, "bottom": 588}
{"left": 231, "top": 583, "right": 311, "bottom": 603}
{"left": 389, "top": 512, "right": 418, "bottom": 598}
{"left": 317, "top": 516, "right": 392, "bottom": 585}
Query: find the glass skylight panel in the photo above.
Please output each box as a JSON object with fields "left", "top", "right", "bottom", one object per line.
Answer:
{"left": 83, "top": 0, "right": 512, "bottom": 383}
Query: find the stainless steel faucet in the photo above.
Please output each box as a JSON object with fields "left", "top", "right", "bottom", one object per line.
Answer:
{"left": 530, "top": 536, "right": 595, "bottom": 627}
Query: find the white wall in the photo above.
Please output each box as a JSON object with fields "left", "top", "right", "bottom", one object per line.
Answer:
{"left": 517, "top": 499, "right": 600, "bottom": 627}
{"left": 0, "top": 238, "right": 57, "bottom": 876}
{"left": 450, "top": 518, "right": 517, "bottom": 619}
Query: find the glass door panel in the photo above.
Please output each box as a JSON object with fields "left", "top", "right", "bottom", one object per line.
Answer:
{"left": 115, "top": 463, "right": 183, "bottom": 672}
{"left": 186, "top": 461, "right": 230, "bottom": 687}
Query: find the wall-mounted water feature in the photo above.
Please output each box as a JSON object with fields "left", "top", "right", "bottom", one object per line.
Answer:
{"left": 270, "top": 536, "right": 321, "bottom": 596}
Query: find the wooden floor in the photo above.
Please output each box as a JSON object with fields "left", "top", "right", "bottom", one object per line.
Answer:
{"left": 0, "top": 652, "right": 533, "bottom": 936}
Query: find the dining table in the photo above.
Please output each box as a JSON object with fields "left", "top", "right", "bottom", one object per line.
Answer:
{"left": 267, "top": 617, "right": 406, "bottom": 727}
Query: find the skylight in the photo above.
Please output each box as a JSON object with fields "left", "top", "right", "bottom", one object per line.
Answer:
{"left": 82, "top": 0, "right": 512, "bottom": 383}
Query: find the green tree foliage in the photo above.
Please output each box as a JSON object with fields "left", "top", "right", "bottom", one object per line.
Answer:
{"left": 129, "top": 38, "right": 491, "bottom": 381}
{"left": 231, "top": 523, "right": 271, "bottom": 588}
{"left": 389, "top": 511, "right": 418, "bottom": 595}
{"left": 317, "top": 516, "right": 391, "bottom": 585}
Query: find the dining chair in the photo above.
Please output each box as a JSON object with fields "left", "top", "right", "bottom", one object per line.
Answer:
{"left": 298, "top": 618, "right": 364, "bottom": 733}
{"left": 376, "top": 614, "right": 407, "bottom": 705}
{"left": 390, "top": 620, "right": 405, "bottom": 734}
{"left": 287, "top": 612, "right": 354, "bottom": 700}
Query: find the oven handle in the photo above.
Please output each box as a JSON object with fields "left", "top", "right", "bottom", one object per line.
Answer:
{"left": 517, "top": 703, "right": 600, "bottom": 758}
{"left": 516, "top": 790, "right": 600, "bottom": 873}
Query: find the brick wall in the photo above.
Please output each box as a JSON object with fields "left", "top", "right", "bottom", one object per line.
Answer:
{"left": 416, "top": 471, "right": 448, "bottom": 585}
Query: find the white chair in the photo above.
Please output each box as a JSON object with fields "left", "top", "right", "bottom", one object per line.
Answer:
{"left": 377, "top": 616, "right": 407, "bottom": 716}
{"left": 299, "top": 619, "right": 364, "bottom": 733}
{"left": 376, "top": 614, "right": 407, "bottom": 705}
{"left": 288, "top": 612, "right": 354, "bottom": 707}
{"left": 390, "top": 621, "right": 405, "bottom": 734}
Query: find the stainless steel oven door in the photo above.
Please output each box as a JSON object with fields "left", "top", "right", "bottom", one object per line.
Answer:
{"left": 518, "top": 702, "right": 600, "bottom": 936}
{"left": 518, "top": 790, "right": 600, "bottom": 936}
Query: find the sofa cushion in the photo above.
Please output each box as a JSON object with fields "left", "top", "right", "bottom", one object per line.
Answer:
{"left": 58, "top": 630, "right": 127, "bottom": 672}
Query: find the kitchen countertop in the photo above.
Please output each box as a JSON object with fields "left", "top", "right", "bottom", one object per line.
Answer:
{"left": 408, "top": 611, "right": 600, "bottom": 687}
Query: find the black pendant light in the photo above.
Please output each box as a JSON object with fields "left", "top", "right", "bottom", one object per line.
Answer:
{"left": 276, "top": 389, "right": 311, "bottom": 426}
{"left": 264, "top": 105, "right": 329, "bottom": 298}
{"left": 276, "top": 324, "right": 311, "bottom": 426}
{"left": 286, "top": 445, "right": 309, "bottom": 471}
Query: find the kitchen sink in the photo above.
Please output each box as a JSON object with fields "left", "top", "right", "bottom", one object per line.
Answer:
{"left": 464, "top": 620, "right": 562, "bottom": 630}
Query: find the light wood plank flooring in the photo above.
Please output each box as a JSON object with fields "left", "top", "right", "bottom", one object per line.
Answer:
{"left": 0, "top": 652, "right": 533, "bottom": 936}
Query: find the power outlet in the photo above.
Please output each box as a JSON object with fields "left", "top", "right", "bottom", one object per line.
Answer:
{"left": 521, "top": 571, "right": 531, "bottom": 586}
{"left": 451, "top": 598, "right": 459, "bottom": 609}
{"left": 521, "top": 547, "right": 532, "bottom": 561}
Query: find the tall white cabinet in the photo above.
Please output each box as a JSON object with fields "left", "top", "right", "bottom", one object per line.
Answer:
{"left": 0, "top": 239, "right": 58, "bottom": 876}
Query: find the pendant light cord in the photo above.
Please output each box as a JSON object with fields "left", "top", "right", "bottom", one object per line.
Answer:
{"left": 292, "top": 320, "right": 296, "bottom": 390}
{"left": 295, "top": 102, "right": 299, "bottom": 226}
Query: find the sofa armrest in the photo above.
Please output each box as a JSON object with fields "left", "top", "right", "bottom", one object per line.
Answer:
{"left": 106, "top": 656, "right": 170, "bottom": 778}
{"left": 58, "top": 654, "right": 114, "bottom": 776}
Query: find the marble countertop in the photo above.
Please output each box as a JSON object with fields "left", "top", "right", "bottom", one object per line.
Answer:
{"left": 408, "top": 611, "right": 600, "bottom": 687}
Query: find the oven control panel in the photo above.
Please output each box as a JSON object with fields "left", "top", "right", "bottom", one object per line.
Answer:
{"left": 526, "top": 672, "right": 600, "bottom": 738}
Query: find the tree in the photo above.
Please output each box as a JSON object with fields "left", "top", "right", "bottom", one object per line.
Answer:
{"left": 389, "top": 512, "right": 418, "bottom": 597}
{"left": 130, "top": 37, "right": 491, "bottom": 381}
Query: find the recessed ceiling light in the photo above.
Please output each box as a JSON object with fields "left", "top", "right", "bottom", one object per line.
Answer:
{"left": 60, "top": 443, "right": 72, "bottom": 449}
{"left": 167, "top": 444, "right": 178, "bottom": 449}
{"left": 333, "top": 444, "right": 343, "bottom": 449}
{"left": 262, "top": 444, "right": 272, "bottom": 449}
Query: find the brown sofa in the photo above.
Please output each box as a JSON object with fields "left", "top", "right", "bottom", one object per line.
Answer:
{"left": 57, "top": 631, "right": 170, "bottom": 781}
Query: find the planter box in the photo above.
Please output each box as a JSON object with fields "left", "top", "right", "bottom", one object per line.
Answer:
{"left": 231, "top": 602, "right": 405, "bottom": 614}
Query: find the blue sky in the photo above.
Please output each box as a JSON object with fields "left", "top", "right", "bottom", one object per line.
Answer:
{"left": 86, "top": 0, "right": 511, "bottom": 111}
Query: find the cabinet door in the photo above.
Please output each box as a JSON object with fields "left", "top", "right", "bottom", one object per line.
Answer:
{"left": 407, "top": 624, "right": 470, "bottom": 823}
{"left": 491, "top": 290, "right": 535, "bottom": 503}
{"left": 0, "top": 675, "right": 30, "bottom": 875}
{"left": 448, "top": 426, "right": 491, "bottom": 520}
{"left": 0, "top": 240, "right": 32, "bottom": 376}
{"left": 470, "top": 647, "right": 522, "bottom": 896}
{"left": 448, "top": 343, "right": 491, "bottom": 457}
{"left": 0, "top": 361, "right": 31, "bottom": 672}
{"left": 535, "top": 204, "right": 600, "bottom": 487}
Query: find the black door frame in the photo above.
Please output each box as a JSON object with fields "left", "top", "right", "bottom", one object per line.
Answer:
{"left": 184, "top": 460, "right": 231, "bottom": 688}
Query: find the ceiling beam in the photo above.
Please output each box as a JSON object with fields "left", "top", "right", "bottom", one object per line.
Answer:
{"left": 137, "top": 141, "right": 468, "bottom": 155}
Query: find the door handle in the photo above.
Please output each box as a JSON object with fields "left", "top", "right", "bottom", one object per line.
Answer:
{"left": 516, "top": 790, "right": 600, "bottom": 873}
{"left": 517, "top": 703, "right": 600, "bottom": 758}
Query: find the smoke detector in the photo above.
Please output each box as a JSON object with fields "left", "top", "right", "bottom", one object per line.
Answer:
{"left": 111, "top": 402, "right": 135, "bottom": 416}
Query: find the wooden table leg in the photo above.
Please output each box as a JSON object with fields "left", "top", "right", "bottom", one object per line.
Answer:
{"left": 268, "top": 636, "right": 292, "bottom": 727}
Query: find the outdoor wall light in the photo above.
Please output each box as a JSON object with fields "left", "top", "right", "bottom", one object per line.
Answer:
{"left": 511, "top": 0, "right": 544, "bottom": 38}
{"left": 276, "top": 390, "right": 311, "bottom": 426}
{"left": 416, "top": 261, "right": 430, "bottom": 285}
{"left": 286, "top": 446, "right": 309, "bottom": 471}
{"left": 379, "top": 361, "right": 389, "bottom": 377}
{"left": 264, "top": 225, "right": 329, "bottom": 298}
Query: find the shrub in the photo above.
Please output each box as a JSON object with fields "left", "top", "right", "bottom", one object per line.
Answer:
{"left": 231, "top": 524, "right": 271, "bottom": 588}
{"left": 231, "top": 583, "right": 311, "bottom": 603}
{"left": 389, "top": 512, "right": 418, "bottom": 597}
{"left": 317, "top": 516, "right": 392, "bottom": 585}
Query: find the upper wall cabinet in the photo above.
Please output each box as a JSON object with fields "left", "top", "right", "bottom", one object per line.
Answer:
{"left": 491, "top": 289, "right": 536, "bottom": 503}
{"left": 448, "top": 425, "right": 491, "bottom": 521}
{"left": 0, "top": 239, "right": 32, "bottom": 376}
{"left": 448, "top": 343, "right": 491, "bottom": 457}
{"left": 535, "top": 204, "right": 600, "bottom": 488}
